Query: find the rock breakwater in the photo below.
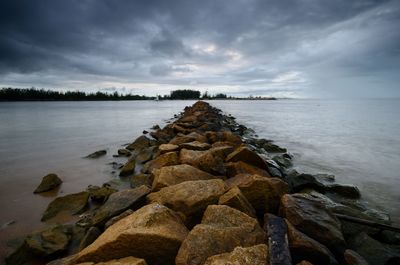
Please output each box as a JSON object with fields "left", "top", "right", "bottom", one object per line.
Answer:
{"left": 6, "top": 101, "right": 400, "bottom": 265}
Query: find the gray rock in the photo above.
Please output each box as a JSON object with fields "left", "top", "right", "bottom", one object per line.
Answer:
{"left": 87, "top": 185, "right": 117, "bottom": 203}
{"left": 117, "top": 149, "right": 131, "bottom": 157}
{"left": 42, "top": 192, "right": 89, "bottom": 221}
{"left": 272, "top": 155, "right": 293, "bottom": 168}
{"left": 130, "top": 173, "right": 152, "bottom": 188}
{"left": 86, "top": 150, "right": 107, "bottom": 158}
{"left": 34, "top": 173, "right": 62, "bottom": 193}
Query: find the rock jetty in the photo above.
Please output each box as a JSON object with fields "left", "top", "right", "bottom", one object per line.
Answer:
{"left": 6, "top": 101, "right": 400, "bottom": 265}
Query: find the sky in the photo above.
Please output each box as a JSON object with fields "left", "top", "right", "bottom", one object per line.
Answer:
{"left": 0, "top": 0, "right": 399, "bottom": 98}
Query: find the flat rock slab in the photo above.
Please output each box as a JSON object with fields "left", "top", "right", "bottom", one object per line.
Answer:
{"left": 176, "top": 205, "right": 266, "bottom": 265}
{"left": 279, "top": 193, "right": 345, "bottom": 249}
{"left": 179, "top": 141, "right": 211, "bottom": 151}
{"left": 86, "top": 150, "right": 107, "bottom": 159}
{"left": 34, "top": 173, "right": 62, "bottom": 193}
{"left": 91, "top": 185, "right": 150, "bottom": 226}
{"left": 147, "top": 179, "right": 226, "bottom": 218}
{"left": 158, "top": 143, "right": 179, "bottom": 154}
{"left": 42, "top": 192, "right": 89, "bottom": 221}
{"left": 76, "top": 203, "right": 189, "bottom": 265}
{"left": 152, "top": 164, "right": 216, "bottom": 191}
{"left": 204, "top": 244, "right": 268, "bottom": 265}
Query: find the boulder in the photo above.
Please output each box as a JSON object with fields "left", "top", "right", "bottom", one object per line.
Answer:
{"left": 180, "top": 148, "right": 226, "bottom": 175}
{"left": 90, "top": 186, "right": 150, "bottom": 226}
{"left": 6, "top": 225, "right": 73, "bottom": 265}
{"left": 272, "top": 155, "right": 292, "bottom": 168}
{"left": 104, "top": 209, "right": 134, "bottom": 229}
{"left": 42, "top": 192, "right": 89, "bottom": 221}
{"left": 76, "top": 256, "right": 147, "bottom": 265}
{"left": 348, "top": 232, "right": 400, "bottom": 265}
{"left": 325, "top": 184, "right": 361, "bottom": 199}
{"left": 158, "top": 143, "right": 179, "bottom": 154}
{"left": 135, "top": 146, "right": 157, "bottom": 164}
{"left": 180, "top": 141, "right": 211, "bottom": 151}
{"left": 262, "top": 142, "right": 287, "bottom": 153}
{"left": 285, "top": 219, "right": 338, "bottom": 265}
{"left": 218, "top": 187, "right": 256, "bottom": 217}
{"left": 142, "top": 152, "right": 179, "bottom": 173}
{"left": 169, "top": 132, "right": 207, "bottom": 145}
{"left": 86, "top": 150, "right": 107, "bottom": 159}
{"left": 119, "top": 160, "right": 136, "bottom": 177}
{"left": 264, "top": 214, "right": 292, "bottom": 265}
{"left": 130, "top": 174, "right": 152, "bottom": 188}
{"left": 147, "top": 179, "right": 226, "bottom": 219}
{"left": 152, "top": 164, "right": 216, "bottom": 191}
{"left": 126, "top": 135, "right": 151, "bottom": 151}
{"left": 225, "top": 161, "right": 271, "bottom": 178}
{"left": 226, "top": 174, "right": 289, "bottom": 214}
{"left": 176, "top": 205, "right": 265, "bottom": 265}
{"left": 117, "top": 149, "right": 131, "bottom": 157}
{"left": 87, "top": 186, "right": 117, "bottom": 203}
{"left": 279, "top": 194, "right": 345, "bottom": 250}
{"left": 344, "top": 249, "right": 369, "bottom": 265}
{"left": 34, "top": 173, "right": 62, "bottom": 193}
{"left": 75, "top": 203, "right": 189, "bottom": 265}
{"left": 225, "top": 146, "right": 268, "bottom": 170}
{"left": 204, "top": 244, "right": 268, "bottom": 265}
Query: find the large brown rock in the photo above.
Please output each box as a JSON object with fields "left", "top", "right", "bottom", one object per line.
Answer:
{"left": 126, "top": 135, "right": 152, "bottom": 151}
{"left": 226, "top": 174, "right": 289, "bottom": 214}
{"left": 90, "top": 186, "right": 150, "bottom": 226}
{"left": 76, "top": 203, "right": 189, "bottom": 265}
{"left": 34, "top": 173, "right": 62, "bottom": 193}
{"left": 147, "top": 179, "right": 226, "bottom": 218}
{"left": 180, "top": 141, "right": 211, "bottom": 151}
{"left": 152, "top": 164, "right": 216, "bottom": 191}
{"left": 218, "top": 186, "right": 256, "bottom": 217}
{"left": 179, "top": 148, "right": 226, "bottom": 175}
{"left": 169, "top": 132, "right": 207, "bottom": 145}
{"left": 42, "top": 192, "right": 89, "bottom": 221}
{"left": 176, "top": 205, "right": 266, "bottom": 265}
{"left": 158, "top": 143, "right": 179, "bottom": 154}
{"left": 285, "top": 219, "right": 338, "bottom": 265}
{"left": 225, "top": 146, "right": 268, "bottom": 170}
{"left": 225, "top": 161, "right": 271, "bottom": 178}
{"left": 142, "top": 151, "right": 179, "bottom": 173}
{"left": 204, "top": 244, "right": 268, "bottom": 265}
{"left": 119, "top": 160, "right": 136, "bottom": 177}
{"left": 279, "top": 194, "right": 345, "bottom": 249}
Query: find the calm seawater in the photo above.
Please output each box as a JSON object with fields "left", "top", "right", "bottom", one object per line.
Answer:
{"left": 0, "top": 99, "right": 399, "bottom": 258}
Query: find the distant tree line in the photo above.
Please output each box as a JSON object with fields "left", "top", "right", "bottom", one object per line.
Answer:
{"left": 0, "top": 87, "right": 276, "bottom": 101}
{"left": 0, "top": 88, "right": 154, "bottom": 101}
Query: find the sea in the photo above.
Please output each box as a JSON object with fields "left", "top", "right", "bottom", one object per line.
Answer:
{"left": 0, "top": 99, "right": 399, "bottom": 261}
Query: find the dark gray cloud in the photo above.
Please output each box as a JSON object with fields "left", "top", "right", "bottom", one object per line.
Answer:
{"left": 0, "top": 0, "right": 399, "bottom": 97}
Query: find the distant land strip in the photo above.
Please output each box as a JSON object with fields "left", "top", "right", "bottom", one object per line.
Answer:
{"left": 0, "top": 87, "right": 277, "bottom": 101}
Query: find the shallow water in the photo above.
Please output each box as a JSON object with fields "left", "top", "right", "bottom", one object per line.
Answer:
{"left": 0, "top": 99, "right": 399, "bottom": 261}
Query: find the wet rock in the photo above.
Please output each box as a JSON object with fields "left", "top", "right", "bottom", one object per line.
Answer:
{"left": 158, "top": 143, "right": 179, "bottom": 154}
{"left": 289, "top": 173, "right": 326, "bottom": 193}
{"left": 151, "top": 124, "right": 160, "bottom": 130}
{"left": 86, "top": 150, "right": 107, "bottom": 159}
{"left": 126, "top": 135, "right": 151, "bottom": 151}
{"left": 180, "top": 140, "right": 211, "bottom": 151}
{"left": 272, "top": 155, "right": 292, "bottom": 168}
{"left": 180, "top": 148, "right": 226, "bottom": 175}
{"left": 135, "top": 146, "right": 156, "bottom": 164}
{"left": 225, "top": 146, "right": 268, "bottom": 170}
{"left": 42, "top": 192, "right": 89, "bottom": 221}
{"left": 130, "top": 173, "right": 152, "bottom": 188}
{"left": 279, "top": 193, "right": 345, "bottom": 250}
{"left": 226, "top": 174, "right": 289, "bottom": 214}
{"left": 142, "top": 151, "right": 179, "bottom": 173}
{"left": 117, "top": 149, "right": 131, "bottom": 157}
{"left": 176, "top": 205, "right": 265, "bottom": 265}
{"left": 152, "top": 164, "right": 216, "bottom": 191}
{"left": 34, "top": 173, "right": 62, "bottom": 193}
{"left": 6, "top": 225, "right": 73, "bottom": 265}
{"left": 344, "top": 249, "right": 369, "bottom": 265}
{"left": 90, "top": 186, "right": 150, "bottom": 226}
{"left": 225, "top": 161, "right": 271, "bottom": 178}
{"left": 119, "top": 160, "right": 135, "bottom": 177}
{"left": 147, "top": 179, "right": 226, "bottom": 219}
{"left": 218, "top": 186, "right": 256, "bottom": 217}
{"left": 87, "top": 185, "right": 117, "bottom": 203}
{"left": 79, "top": 227, "right": 102, "bottom": 251}
{"left": 348, "top": 232, "right": 400, "bottom": 265}
{"left": 204, "top": 244, "right": 268, "bottom": 265}
{"left": 285, "top": 219, "right": 338, "bottom": 265}
{"left": 75, "top": 203, "right": 189, "bottom": 265}
{"left": 263, "top": 214, "right": 292, "bottom": 265}
{"left": 268, "top": 166, "right": 283, "bottom": 178}
{"left": 325, "top": 184, "right": 361, "bottom": 199}
{"left": 262, "top": 142, "right": 287, "bottom": 153}
{"left": 76, "top": 256, "right": 147, "bottom": 265}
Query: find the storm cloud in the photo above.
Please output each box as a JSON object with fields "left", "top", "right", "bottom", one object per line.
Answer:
{"left": 0, "top": 0, "right": 399, "bottom": 97}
